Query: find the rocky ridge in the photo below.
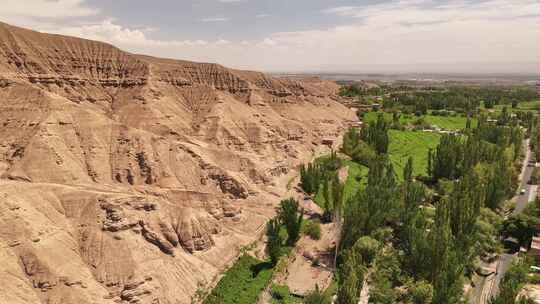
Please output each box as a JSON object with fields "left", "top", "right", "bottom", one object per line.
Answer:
{"left": 0, "top": 22, "right": 357, "bottom": 304}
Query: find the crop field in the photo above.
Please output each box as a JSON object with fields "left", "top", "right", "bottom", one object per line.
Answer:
{"left": 420, "top": 115, "right": 476, "bottom": 130}
{"left": 312, "top": 158, "right": 368, "bottom": 206}
{"left": 204, "top": 255, "right": 273, "bottom": 304}
{"left": 342, "top": 159, "right": 369, "bottom": 200}
{"left": 517, "top": 100, "right": 540, "bottom": 111}
{"left": 486, "top": 100, "right": 540, "bottom": 113}
{"left": 362, "top": 112, "right": 476, "bottom": 130}
{"left": 388, "top": 130, "right": 441, "bottom": 179}
{"left": 313, "top": 130, "right": 438, "bottom": 204}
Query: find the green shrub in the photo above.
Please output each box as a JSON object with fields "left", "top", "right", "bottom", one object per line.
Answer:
{"left": 271, "top": 284, "right": 291, "bottom": 300}
{"left": 406, "top": 280, "right": 433, "bottom": 304}
{"left": 304, "top": 285, "right": 331, "bottom": 304}
{"left": 271, "top": 284, "right": 303, "bottom": 304}
{"left": 353, "top": 236, "right": 380, "bottom": 265}
{"left": 303, "top": 220, "right": 322, "bottom": 240}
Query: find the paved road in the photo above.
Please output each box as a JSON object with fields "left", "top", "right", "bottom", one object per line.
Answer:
{"left": 472, "top": 139, "right": 537, "bottom": 303}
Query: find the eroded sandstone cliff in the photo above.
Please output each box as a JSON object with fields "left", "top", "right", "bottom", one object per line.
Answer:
{"left": 0, "top": 22, "right": 356, "bottom": 304}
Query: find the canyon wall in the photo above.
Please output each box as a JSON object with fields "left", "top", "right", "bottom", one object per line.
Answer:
{"left": 0, "top": 22, "right": 357, "bottom": 304}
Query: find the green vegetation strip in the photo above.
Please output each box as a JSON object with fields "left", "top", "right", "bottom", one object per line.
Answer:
{"left": 363, "top": 111, "right": 476, "bottom": 130}
{"left": 312, "top": 157, "right": 369, "bottom": 207}
{"left": 204, "top": 255, "right": 273, "bottom": 304}
{"left": 490, "top": 100, "right": 540, "bottom": 113}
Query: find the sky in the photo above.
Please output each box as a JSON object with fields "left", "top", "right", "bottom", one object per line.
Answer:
{"left": 1, "top": 0, "right": 540, "bottom": 74}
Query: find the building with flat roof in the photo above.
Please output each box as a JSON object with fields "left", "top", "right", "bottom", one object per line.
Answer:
{"left": 530, "top": 236, "right": 540, "bottom": 261}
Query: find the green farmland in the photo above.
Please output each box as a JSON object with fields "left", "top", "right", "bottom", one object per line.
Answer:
{"left": 388, "top": 130, "right": 441, "bottom": 180}
{"left": 362, "top": 112, "right": 476, "bottom": 130}
{"left": 204, "top": 255, "right": 273, "bottom": 304}
{"left": 490, "top": 100, "right": 540, "bottom": 113}
{"left": 313, "top": 158, "right": 369, "bottom": 206}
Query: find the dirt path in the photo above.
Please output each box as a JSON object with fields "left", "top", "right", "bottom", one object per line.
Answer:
{"left": 256, "top": 144, "right": 339, "bottom": 303}
{"left": 255, "top": 131, "right": 357, "bottom": 303}
{"left": 358, "top": 277, "right": 370, "bottom": 304}
{"left": 281, "top": 222, "right": 337, "bottom": 295}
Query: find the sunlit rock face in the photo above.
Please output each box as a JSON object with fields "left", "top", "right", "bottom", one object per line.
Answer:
{"left": 0, "top": 21, "right": 356, "bottom": 304}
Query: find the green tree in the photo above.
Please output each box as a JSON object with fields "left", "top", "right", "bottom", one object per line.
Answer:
{"left": 300, "top": 163, "right": 325, "bottom": 194}
{"left": 336, "top": 271, "right": 359, "bottom": 304}
{"left": 427, "top": 148, "right": 433, "bottom": 178}
{"left": 342, "top": 127, "right": 361, "bottom": 156}
{"left": 370, "top": 250, "right": 400, "bottom": 304}
{"left": 340, "top": 157, "right": 399, "bottom": 251}
{"left": 322, "top": 177, "right": 331, "bottom": 222}
{"left": 432, "top": 134, "right": 464, "bottom": 180}
{"left": 266, "top": 218, "right": 283, "bottom": 265}
{"left": 503, "top": 198, "right": 540, "bottom": 247}
{"left": 361, "top": 113, "right": 390, "bottom": 154}
{"left": 404, "top": 156, "right": 413, "bottom": 182}
{"left": 279, "top": 198, "right": 304, "bottom": 246}
{"left": 336, "top": 244, "right": 366, "bottom": 304}
{"left": 485, "top": 149, "right": 514, "bottom": 210}
{"left": 431, "top": 199, "right": 464, "bottom": 304}
{"left": 407, "top": 280, "right": 433, "bottom": 304}
{"left": 354, "top": 236, "right": 380, "bottom": 266}
{"left": 331, "top": 174, "right": 344, "bottom": 221}
{"left": 489, "top": 259, "right": 530, "bottom": 304}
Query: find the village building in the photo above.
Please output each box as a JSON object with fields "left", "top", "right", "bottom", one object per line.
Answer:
{"left": 530, "top": 236, "right": 540, "bottom": 262}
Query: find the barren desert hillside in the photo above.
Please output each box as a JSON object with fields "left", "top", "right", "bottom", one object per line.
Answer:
{"left": 0, "top": 22, "right": 356, "bottom": 304}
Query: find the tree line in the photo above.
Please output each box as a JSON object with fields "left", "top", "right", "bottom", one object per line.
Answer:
{"left": 334, "top": 111, "right": 523, "bottom": 303}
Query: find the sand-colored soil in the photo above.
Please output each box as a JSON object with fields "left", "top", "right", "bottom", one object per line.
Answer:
{"left": 282, "top": 221, "right": 337, "bottom": 296}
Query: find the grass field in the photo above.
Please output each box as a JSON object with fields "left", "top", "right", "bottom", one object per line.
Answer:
{"left": 204, "top": 255, "right": 273, "bottom": 304}
{"left": 388, "top": 130, "right": 441, "bottom": 180}
{"left": 362, "top": 112, "right": 476, "bottom": 130}
{"left": 516, "top": 100, "right": 540, "bottom": 111}
{"left": 312, "top": 158, "right": 369, "bottom": 206}
{"left": 487, "top": 100, "right": 540, "bottom": 113}
{"left": 313, "top": 130, "right": 436, "bottom": 203}
{"left": 342, "top": 159, "right": 369, "bottom": 200}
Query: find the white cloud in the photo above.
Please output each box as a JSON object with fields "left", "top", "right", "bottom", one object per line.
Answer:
{"left": 200, "top": 17, "right": 230, "bottom": 22}
{"left": 322, "top": 6, "right": 360, "bottom": 15}
{"left": 256, "top": 14, "right": 270, "bottom": 18}
{"left": 3, "top": 0, "right": 540, "bottom": 73}
{"left": 0, "top": 0, "right": 98, "bottom": 19}
{"left": 51, "top": 20, "right": 212, "bottom": 47}
{"left": 215, "top": 39, "right": 231, "bottom": 45}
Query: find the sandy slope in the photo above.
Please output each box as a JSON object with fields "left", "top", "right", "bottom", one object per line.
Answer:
{"left": 0, "top": 22, "right": 357, "bottom": 304}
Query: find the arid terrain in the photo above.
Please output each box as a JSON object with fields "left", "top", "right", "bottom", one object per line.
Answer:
{"left": 0, "top": 22, "right": 357, "bottom": 304}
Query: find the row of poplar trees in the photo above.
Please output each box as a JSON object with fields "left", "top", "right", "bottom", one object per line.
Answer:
{"left": 335, "top": 111, "right": 523, "bottom": 303}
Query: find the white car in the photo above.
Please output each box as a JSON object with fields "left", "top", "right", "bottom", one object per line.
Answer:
{"left": 520, "top": 189, "right": 526, "bottom": 195}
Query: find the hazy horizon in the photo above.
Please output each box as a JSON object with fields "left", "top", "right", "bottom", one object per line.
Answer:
{"left": 2, "top": 0, "right": 540, "bottom": 74}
